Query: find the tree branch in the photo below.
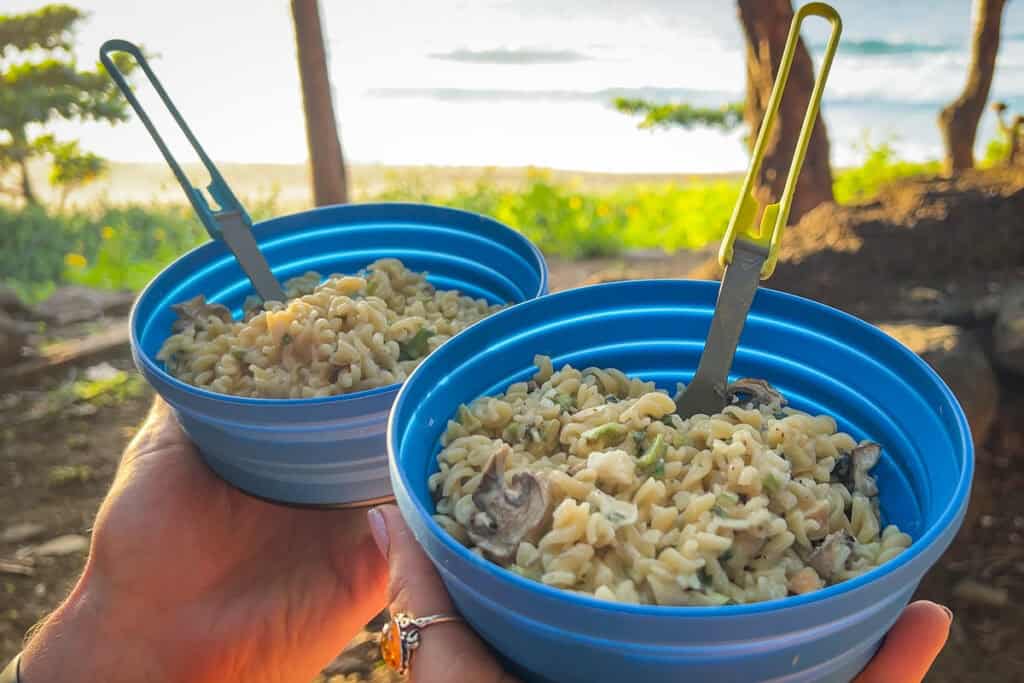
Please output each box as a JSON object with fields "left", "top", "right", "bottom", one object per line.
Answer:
{"left": 613, "top": 98, "right": 744, "bottom": 132}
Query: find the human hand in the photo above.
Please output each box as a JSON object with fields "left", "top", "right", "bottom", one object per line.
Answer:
{"left": 369, "top": 503, "right": 952, "bottom": 683}
{"left": 20, "top": 398, "right": 388, "bottom": 683}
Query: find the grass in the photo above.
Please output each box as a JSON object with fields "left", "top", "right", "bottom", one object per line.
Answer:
{"left": 0, "top": 142, "right": 946, "bottom": 302}
{"left": 31, "top": 370, "right": 148, "bottom": 421}
{"left": 47, "top": 464, "right": 94, "bottom": 488}
{"left": 833, "top": 142, "right": 939, "bottom": 204}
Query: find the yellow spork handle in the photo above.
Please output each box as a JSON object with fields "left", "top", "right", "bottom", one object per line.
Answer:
{"left": 718, "top": 2, "right": 842, "bottom": 279}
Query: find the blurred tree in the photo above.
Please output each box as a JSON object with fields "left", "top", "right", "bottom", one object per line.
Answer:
{"left": 615, "top": 0, "right": 833, "bottom": 224}
{"left": 939, "top": 0, "right": 1008, "bottom": 173}
{"left": 47, "top": 138, "right": 106, "bottom": 210}
{"left": 291, "top": 0, "right": 348, "bottom": 206}
{"left": 613, "top": 99, "right": 744, "bottom": 132}
{"left": 991, "top": 101, "right": 1022, "bottom": 166}
{"left": 0, "top": 4, "right": 132, "bottom": 206}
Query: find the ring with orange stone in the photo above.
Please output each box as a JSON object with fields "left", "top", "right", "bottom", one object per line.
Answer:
{"left": 379, "top": 611, "right": 464, "bottom": 675}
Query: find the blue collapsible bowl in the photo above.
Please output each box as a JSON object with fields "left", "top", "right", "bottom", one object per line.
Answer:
{"left": 388, "top": 279, "right": 973, "bottom": 683}
{"left": 131, "top": 202, "right": 547, "bottom": 507}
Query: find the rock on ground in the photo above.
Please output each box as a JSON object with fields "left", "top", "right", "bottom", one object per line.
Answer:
{"left": 33, "top": 286, "right": 136, "bottom": 325}
{"left": 0, "top": 522, "right": 46, "bottom": 544}
{"left": 23, "top": 534, "right": 90, "bottom": 558}
{"left": 994, "top": 284, "right": 1024, "bottom": 375}
{"left": 0, "top": 313, "right": 28, "bottom": 368}
{"left": 952, "top": 578, "right": 1010, "bottom": 607}
{"left": 0, "top": 286, "right": 32, "bottom": 319}
{"left": 877, "top": 323, "right": 999, "bottom": 447}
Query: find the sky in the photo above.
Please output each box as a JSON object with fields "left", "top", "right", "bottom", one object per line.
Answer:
{"left": 6, "top": 0, "right": 1024, "bottom": 174}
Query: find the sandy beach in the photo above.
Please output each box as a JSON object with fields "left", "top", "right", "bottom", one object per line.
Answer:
{"left": 25, "top": 160, "right": 743, "bottom": 212}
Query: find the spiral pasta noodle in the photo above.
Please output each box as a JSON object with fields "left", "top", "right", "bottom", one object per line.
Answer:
{"left": 430, "top": 356, "right": 911, "bottom": 606}
{"left": 157, "top": 258, "right": 505, "bottom": 398}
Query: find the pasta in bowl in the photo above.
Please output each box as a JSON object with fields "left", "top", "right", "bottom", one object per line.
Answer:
{"left": 130, "top": 202, "right": 547, "bottom": 506}
{"left": 387, "top": 279, "right": 972, "bottom": 682}
{"left": 431, "top": 357, "right": 911, "bottom": 606}
{"left": 158, "top": 258, "right": 504, "bottom": 399}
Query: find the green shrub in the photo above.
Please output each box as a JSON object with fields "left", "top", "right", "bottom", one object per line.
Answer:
{"left": 3, "top": 143, "right": 954, "bottom": 298}
{"left": 833, "top": 141, "right": 939, "bottom": 204}
{"left": 0, "top": 205, "right": 83, "bottom": 293}
{"left": 1, "top": 203, "right": 206, "bottom": 300}
{"left": 376, "top": 169, "right": 734, "bottom": 258}
{"left": 981, "top": 135, "right": 1010, "bottom": 168}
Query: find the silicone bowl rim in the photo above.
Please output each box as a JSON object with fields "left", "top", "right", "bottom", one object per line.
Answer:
{"left": 386, "top": 279, "right": 973, "bottom": 617}
{"left": 130, "top": 201, "right": 549, "bottom": 407}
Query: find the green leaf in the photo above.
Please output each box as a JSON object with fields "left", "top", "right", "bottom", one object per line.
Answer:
{"left": 580, "top": 422, "right": 628, "bottom": 449}
{"left": 716, "top": 491, "right": 740, "bottom": 508}
{"left": 554, "top": 393, "right": 575, "bottom": 412}
{"left": 637, "top": 432, "right": 666, "bottom": 469}
{"left": 398, "top": 327, "right": 434, "bottom": 361}
{"left": 613, "top": 97, "right": 744, "bottom": 132}
{"left": 502, "top": 421, "right": 526, "bottom": 443}
{"left": 0, "top": 5, "right": 84, "bottom": 56}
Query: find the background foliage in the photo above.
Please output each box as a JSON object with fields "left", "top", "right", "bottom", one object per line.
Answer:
{"left": 0, "top": 140, "right": 948, "bottom": 302}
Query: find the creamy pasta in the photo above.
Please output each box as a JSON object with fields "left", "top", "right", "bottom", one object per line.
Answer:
{"left": 429, "top": 356, "right": 911, "bottom": 606}
{"left": 157, "top": 258, "right": 505, "bottom": 398}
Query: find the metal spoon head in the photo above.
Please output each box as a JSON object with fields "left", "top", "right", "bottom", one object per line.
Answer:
{"left": 674, "top": 241, "right": 767, "bottom": 419}
{"left": 216, "top": 210, "right": 286, "bottom": 303}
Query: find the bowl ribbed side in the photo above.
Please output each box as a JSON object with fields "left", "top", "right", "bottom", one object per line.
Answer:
{"left": 388, "top": 279, "right": 972, "bottom": 682}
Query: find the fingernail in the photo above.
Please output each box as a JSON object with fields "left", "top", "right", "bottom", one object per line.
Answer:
{"left": 940, "top": 605, "right": 953, "bottom": 624}
{"left": 368, "top": 508, "right": 390, "bottom": 558}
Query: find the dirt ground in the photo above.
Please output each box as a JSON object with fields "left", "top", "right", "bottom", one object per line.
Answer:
{"left": 3, "top": 173, "right": 1024, "bottom": 681}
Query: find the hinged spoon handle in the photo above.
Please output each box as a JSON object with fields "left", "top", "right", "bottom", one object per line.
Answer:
{"left": 676, "top": 3, "right": 842, "bottom": 418}
{"left": 99, "top": 39, "right": 285, "bottom": 302}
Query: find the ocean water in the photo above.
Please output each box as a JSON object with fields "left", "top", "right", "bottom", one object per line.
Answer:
{"left": 29, "top": 0, "right": 1024, "bottom": 174}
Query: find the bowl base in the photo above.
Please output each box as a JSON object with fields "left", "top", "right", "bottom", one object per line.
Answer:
{"left": 201, "top": 452, "right": 396, "bottom": 509}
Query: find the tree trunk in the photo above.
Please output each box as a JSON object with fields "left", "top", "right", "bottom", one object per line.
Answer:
{"left": 291, "top": 0, "right": 348, "bottom": 206}
{"left": 737, "top": 0, "right": 833, "bottom": 225}
{"left": 18, "top": 158, "right": 37, "bottom": 207}
{"left": 939, "top": 0, "right": 1007, "bottom": 174}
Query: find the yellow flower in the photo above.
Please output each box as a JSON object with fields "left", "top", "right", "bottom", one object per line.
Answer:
{"left": 153, "top": 228, "right": 166, "bottom": 242}
{"left": 626, "top": 205, "right": 639, "bottom": 218}
{"left": 596, "top": 203, "right": 610, "bottom": 218}
{"left": 64, "top": 253, "right": 87, "bottom": 268}
{"left": 101, "top": 226, "right": 116, "bottom": 240}
{"left": 569, "top": 196, "right": 583, "bottom": 210}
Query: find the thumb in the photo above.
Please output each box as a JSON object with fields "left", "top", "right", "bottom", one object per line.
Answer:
{"left": 854, "top": 600, "right": 952, "bottom": 683}
{"left": 367, "top": 505, "right": 518, "bottom": 683}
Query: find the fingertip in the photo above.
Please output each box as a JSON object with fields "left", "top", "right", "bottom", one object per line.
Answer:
{"left": 376, "top": 505, "right": 454, "bottom": 618}
{"left": 367, "top": 507, "right": 390, "bottom": 558}
{"left": 854, "top": 601, "right": 951, "bottom": 683}
{"left": 375, "top": 505, "right": 422, "bottom": 561}
{"left": 901, "top": 600, "right": 954, "bottom": 630}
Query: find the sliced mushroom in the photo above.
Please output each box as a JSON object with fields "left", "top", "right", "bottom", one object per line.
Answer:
{"left": 726, "top": 378, "right": 787, "bottom": 409}
{"left": 851, "top": 442, "right": 882, "bottom": 497}
{"left": 467, "top": 445, "right": 553, "bottom": 562}
{"left": 807, "top": 530, "right": 854, "bottom": 580}
{"left": 831, "top": 453, "right": 853, "bottom": 489}
{"left": 170, "top": 295, "right": 233, "bottom": 332}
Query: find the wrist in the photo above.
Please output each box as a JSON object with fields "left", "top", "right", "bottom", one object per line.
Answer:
{"left": 19, "top": 563, "right": 168, "bottom": 683}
